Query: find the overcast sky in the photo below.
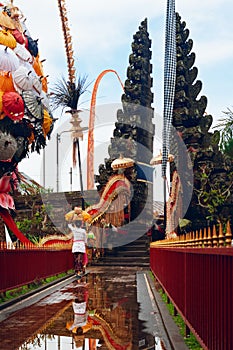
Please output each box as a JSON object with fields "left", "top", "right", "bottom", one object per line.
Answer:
{"left": 18, "top": 0, "right": 233, "bottom": 119}
{"left": 16, "top": 0, "right": 233, "bottom": 191}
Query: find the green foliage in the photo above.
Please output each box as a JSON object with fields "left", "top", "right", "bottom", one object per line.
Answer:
{"left": 26, "top": 234, "right": 40, "bottom": 244}
{"left": 195, "top": 166, "right": 233, "bottom": 222}
{"left": 0, "top": 271, "right": 73, "bottom": 304}
{"left": 44, "top": 272, "right": 68, "bottom": 283}
{"left": 42, "top": 203, "right": 53, "bottom": 217}
{"left": 198, "top": 188, "right": 227, "bottom": 219}
{"left": 160, "top": 290, "right": 203, "bottom": 349}
{"left": 16, "top": 202, "right": 54, "bottom": 240}
{"left": 224, "top": 138, "right": 233, "bottom": 158}
{"left": 214, "top": 108, "right": 233, "bottom": 159}
{"left": 18, "top": 182, "right": 54, "bottom": 195}
{"left": 16, "top": 212, "right": 42, "bottom": 235}
{"left": 16, "top": 217, "right": 32, "bottom": 234}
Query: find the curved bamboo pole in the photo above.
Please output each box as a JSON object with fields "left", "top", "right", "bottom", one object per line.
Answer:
{"left": 87, "top": 69, "right": 124, "bottom": 190}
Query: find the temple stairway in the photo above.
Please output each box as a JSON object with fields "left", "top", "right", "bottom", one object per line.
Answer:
{"left": 91, "top": 224, "right": 150, "bottom": 268}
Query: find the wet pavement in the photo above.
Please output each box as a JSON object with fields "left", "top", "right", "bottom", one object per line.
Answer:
{"left": 0, "top": 266, "right": 187, "bottom": 350}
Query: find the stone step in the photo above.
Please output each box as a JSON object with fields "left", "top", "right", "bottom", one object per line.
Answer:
{"left": 94, "top": 256, "right": 150, "bottom": 264}
{"left": 93, "top": 255, "right": 150, "bottom": 267}
{"left": 116, "top": 250, "right": 149, "bottom": 257}
{"left": 92, "top": 261, "right": 150, "bottom": 269}
{"left": 108, "top": 235, "right": 149, "bottom": 247}
{"left": 105, "top": 246, "right": 149, "bottom": 254}
{"left": 106, "top": 242, "right": 148, "bottom": 250}
{"left": 111, "top": 229, "right": 149, "bottom": 239}
{"left": 99, "top": 256, "right": 150, "bottom": 262}
{"left": 93, "top": 232, "right": 150, "bottom": 267}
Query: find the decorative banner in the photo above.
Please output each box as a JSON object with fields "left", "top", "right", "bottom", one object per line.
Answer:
{"left": 162, "top": 0, "right": 176, "bottom": 177}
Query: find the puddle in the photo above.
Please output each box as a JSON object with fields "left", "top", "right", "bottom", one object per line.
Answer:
{"left": 0, "top": 268, "right": 168, "bottom": 349}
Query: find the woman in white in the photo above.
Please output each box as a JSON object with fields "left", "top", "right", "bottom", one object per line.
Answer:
{"left": 68, "top": 220, "right": 87, "bottom": 275}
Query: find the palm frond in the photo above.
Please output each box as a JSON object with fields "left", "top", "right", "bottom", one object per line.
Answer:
{"left": 50, "top": 75, "right": 90, "bottom": 112}
{"left": 224, "top": 138, "right": 233, "bottom": 158}
{"left": 214, "top": 108, "right": 233, "bottom": 152}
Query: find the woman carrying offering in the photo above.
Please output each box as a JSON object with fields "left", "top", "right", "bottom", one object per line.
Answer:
{"left": 68, "top": 220, "right": 87, "bottom": 276}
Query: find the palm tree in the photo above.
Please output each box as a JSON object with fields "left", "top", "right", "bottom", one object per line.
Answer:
{"left": 215, "top": 107, "right": 233, "bottom": 159}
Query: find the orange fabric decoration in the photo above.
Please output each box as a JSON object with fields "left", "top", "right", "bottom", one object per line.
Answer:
{"left": 42, "top": 109, "right": 52, "bottom": 136}
{"left": 33, "top": 55, "right": 45, "bottom": 76}
{"left": 0, "top": 71, "right": 16, "bottom": 92}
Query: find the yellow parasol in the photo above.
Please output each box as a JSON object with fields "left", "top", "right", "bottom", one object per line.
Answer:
{"left": 150, "top": 150, "right": 174, "bottom": 165}
{"left": 111, "top": 154, "right": 134, "bottom": 170}
{"left": 0, "top": 11, "right": 15, "bottom": 30}
{"left": 0, "top": 29, "right": 17, "bottom": 49}
{"left": 42, "top": 110, "right": 53, "bottom": 137}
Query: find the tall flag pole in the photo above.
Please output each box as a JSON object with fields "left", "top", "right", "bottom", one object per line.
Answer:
{"left": 162, "top": 0, "right": 176, "bottom": 178}
{"left": 162, "top": 0, "right": 176, "bottom": 232}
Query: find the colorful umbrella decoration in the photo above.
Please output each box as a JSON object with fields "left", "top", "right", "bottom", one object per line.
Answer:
{"left": 40, "top": 90, "right": 50, "bottom": 110}
{"left": 24, "top": 34, "right": 39, "bottom": 57}
{"left": 22, "top": 90, "right": 43, "bottom": 120}
{"left": 0, "top": 45, "right": 19, "bottom": 71}
{"left": 0, "top": 2, "right": 57, "bottom": 246}
{"left": 42, "top": 109, "right": 53, "bottom": 136}
{"left": 12, "top": 65, "right": 35, "bottom": 92}
{"left": 0, "top": 29, "right": 17, "bottom": 49}
{"left": 13, "top": 64, "right": 42, "bottom": 95}
{"left": 32, "top": 75, "right": 43, "bottom": 95}
{"left": 0, "top": 3, "right": 55, "bottom": 207}
{"left": 33, "top": 55, "right": 45, "bottom": 76}
{"left": 0, "top": 11, "right": 15, "bottom": 30}
{"left": 13, "top": 42, "right": 33, "bottom": 64}
{"left": 2, "top": 91, "right": 24, "bottom": 121}
{"left": 11, "top": 28, "right": 25, "bottom": 45}
{"left": 0, "top": 91, "right": 5, "bottom": 119}
{"left": 40, "top": 75, "right": 48, "bottom": 93}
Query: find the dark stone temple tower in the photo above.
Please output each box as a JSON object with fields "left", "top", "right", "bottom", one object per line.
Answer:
{"left": 170, "top": 13, "right": 232, "bottom": 228}
{"left": 95, "top": 18, "right": 155, "bottom": 226}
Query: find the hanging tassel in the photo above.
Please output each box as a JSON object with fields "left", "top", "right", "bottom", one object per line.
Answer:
{"left": 72, "top": 141, "right": 77, "bottom": 167}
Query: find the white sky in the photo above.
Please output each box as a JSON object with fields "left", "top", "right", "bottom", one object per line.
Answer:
{"left": 16, "top": 0, "right": 233, "bottom": 195}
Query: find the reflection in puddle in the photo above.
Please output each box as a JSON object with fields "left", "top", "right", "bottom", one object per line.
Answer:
{"left": 0, "top": 268, "right": 165, "bottom": 349}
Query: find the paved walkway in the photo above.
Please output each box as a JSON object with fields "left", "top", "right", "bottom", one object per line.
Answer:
{"left": 139, "top": 270, "right": 188, "bottom": 350}
{"left": 0, "top": 267, "right": 188, "bottom": 349}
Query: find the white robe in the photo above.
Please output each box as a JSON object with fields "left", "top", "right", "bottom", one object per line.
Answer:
{"left": 68, "top": 224, "right": 87, "bottom": 253}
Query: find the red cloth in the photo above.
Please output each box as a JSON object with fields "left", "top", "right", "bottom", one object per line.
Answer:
{"left": 0, "top": 207, "right": 32, "bottom": 245}
{"left": 83, "top": 251, "right": 88, "bottom": 266}
{"left": 0, "top": 175, "right": 15, "bottom": 210}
